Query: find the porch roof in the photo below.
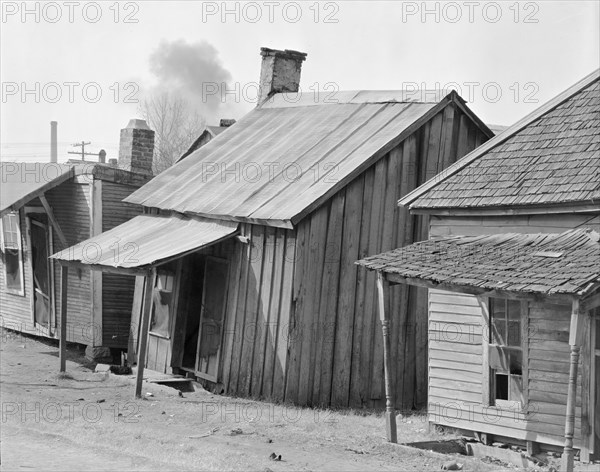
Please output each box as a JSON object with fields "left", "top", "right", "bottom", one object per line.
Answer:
{"left": 50, "top": 213, "right": 238, "bottom": 273}
{"left": 356, "top": 229, "right": 600, "bottom": 297}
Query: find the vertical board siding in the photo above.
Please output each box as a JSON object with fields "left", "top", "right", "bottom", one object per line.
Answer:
{"left": 280, "top": 104, "right": 491, "bottom": 408}
{"left": 101, "top": 181, "right": 143, "bottom": 348}
{"left": 220, "top": 224, "right": 297, "bottom": 400}
{"left": 427, "top": 290, "right": 583, "bottom": 448}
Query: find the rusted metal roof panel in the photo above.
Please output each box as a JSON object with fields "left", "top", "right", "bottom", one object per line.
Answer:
{"left": 125, "top": 94, "right": 444, "bottom": 226}
{"left": 51, "top": 214, "right": 238, "bottom": 269}
{"left": 357, "top": 229, "right": 600, "bottom": 296}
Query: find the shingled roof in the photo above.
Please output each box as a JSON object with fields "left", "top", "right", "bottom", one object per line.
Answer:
{"left": 125, "top": 90, "right": 491, "bottom": 228}
{"left": 399, "top": 70, "right": 600, "bottom": 212}
{"left": 356, "top": 229, "right": 600, "bottom": 297}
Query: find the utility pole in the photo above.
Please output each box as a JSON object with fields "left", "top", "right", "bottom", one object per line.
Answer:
{"left": 68, "top": 141, "right": 97, "bottom": 161}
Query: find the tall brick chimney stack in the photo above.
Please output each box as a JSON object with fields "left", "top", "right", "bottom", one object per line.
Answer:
{"left": 118, "top": 119, "right": 155, "bottom": 176}
{"left": 258, "top": 47, "right": 307, "bottom": 105}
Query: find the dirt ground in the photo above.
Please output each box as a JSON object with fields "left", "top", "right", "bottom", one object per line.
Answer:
{"left": 0, "top": 330, "right": 522, "bottom": 471}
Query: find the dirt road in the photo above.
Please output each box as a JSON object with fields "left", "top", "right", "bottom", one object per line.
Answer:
{"left": 0, "top": 331, "right": 507, "bottom": 471}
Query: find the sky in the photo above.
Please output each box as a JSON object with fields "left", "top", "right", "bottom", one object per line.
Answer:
{"left": 1, "top": 0, "right": 599, "bottom": 163}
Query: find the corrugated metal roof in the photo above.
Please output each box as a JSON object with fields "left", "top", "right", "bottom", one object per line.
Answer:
{"left": 357, "top": 229, "right": 600, "bottom": 296}
{"left": 126, "top": 90, "right": 461, "bottom": 227}
{"left": 400, "top": 69, "right": 600, "bottom": 210}
{"left": 1, "top": 163, "right": 76, "bottom": 215}
{"left": 51, "top": 214, "right": 238, "bottom": 269}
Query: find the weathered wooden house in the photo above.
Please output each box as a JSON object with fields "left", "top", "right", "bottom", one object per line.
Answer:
{"left": 358, "top": 70, "right": 600, "bottom": 463}
{"left": 52, "top": 47, "right": 493, "bottom": 408}
{"left": 0, "top": 119, "right": 154, "bottom": 353}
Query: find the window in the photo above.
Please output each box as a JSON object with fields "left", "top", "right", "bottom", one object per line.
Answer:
{"left": 149, "top": 271, "right": 175, "bottom": 338}
{"left": 1, "top": 212, "right": 24, "bottom": 295}
{"left": 489, "top": 298, "right": 524, "bottom": 407}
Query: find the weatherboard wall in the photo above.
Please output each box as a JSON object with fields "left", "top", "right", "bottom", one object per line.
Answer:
{"left": 101, "top": 180, "right": 143, "bottom": 348}
{"left": 426, "top": 213, "right": 598, "bottom": 448}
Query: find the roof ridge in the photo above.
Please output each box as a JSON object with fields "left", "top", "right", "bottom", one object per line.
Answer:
{"left": 398, "top": 68, "right": 600, "bottom": 208}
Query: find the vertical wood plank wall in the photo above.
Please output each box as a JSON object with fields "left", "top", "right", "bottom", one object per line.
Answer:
{"left": 220, "top": 223, "right": 296, "bottom": 401}
{"left": 283, "top": 103, "right": 490, "bottom": 408}
{"left": 141, "top": 103, "right": 490, "bottom": 407}
{"left": 101, "top": 181, "right": 143, "bottom": 348}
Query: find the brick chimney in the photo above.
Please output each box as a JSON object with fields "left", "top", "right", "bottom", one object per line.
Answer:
{"left": 118, "top": 119, "right": 154, "bottom": 176}
{"left": 258, "top": 47, "right": 307, "bottom": 104}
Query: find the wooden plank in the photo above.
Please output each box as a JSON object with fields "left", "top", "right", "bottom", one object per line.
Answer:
{"left": 361, "top": 157, "right": 388, "bottom": 405}
{"left": 240, "top": 226, "right": 265, "bottom": 396}
{"left": 395, "top": 133, "right": 418, "bottom": 408}
{"left": 331, "top": 176, "right": 364, "bottom": 406}
{"left": 273, "top": 230, "right": 295, "bottom": 401}
{"left": 580, "top": 313, "right": 591, "bottom": 462}
{"left": 251, "top": 226, "right": 276, "bottom": 397}
{"left": 59, "top": 265, "right": 68, "bottom": 372}
{"left": 349, "top": 167, "right": 375, "bottom": 407}
{"left": 371, "top": 148, "right": 400, "bottom": 404}
{"left": 316, "top": 192, "right": 345, "bottom": 406}
{"left": 228, "top": 224, "right": 252, "bottom": 394}
{"left": 284, "top": 220, "right": 310, "bottom": 403}
{"left": 260, "top": 228, "right": 284, "bottom": 399}
{"left": 135, "top": 270, "right": 154, "bottom": 398}
{"left": 127, "top": 276, "right": 145, "bottom": 364}
{"left": 298, "top": 205, "right": 329, "bottom": 405}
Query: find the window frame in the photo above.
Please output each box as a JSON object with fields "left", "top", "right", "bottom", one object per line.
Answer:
{"left": 485, "top": 297, "right": 529, "bottom": 410}
{"left": 1, "top": 211, "right": 25, "bottom": 296}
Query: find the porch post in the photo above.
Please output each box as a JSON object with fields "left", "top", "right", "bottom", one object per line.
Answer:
{"left": 59, "top": 264, "right": 68, "bottom": 372}
{"left": 562, "top": 299, "right": 584, "bottom": 472}
{"left": 377, "top": 271, "right": 397, "bottom": 443}
{"left": 135, "top": 269, "right": 155, "bottom": 399}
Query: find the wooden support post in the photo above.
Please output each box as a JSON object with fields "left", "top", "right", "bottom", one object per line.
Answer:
{"left": 59, "top": 265, "right": 69, "bottom": 372}
{"left": 562, "top": 299, "right": 584, "bottom": 472}
{"left": 377, "top": 271, "right": 397, "bottom": 443}
{"left": 135, "top": 270, "right": 154, "bottom": 399}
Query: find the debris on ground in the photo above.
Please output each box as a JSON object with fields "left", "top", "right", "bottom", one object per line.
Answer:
{"left": 269, "top": 453, "right": 282, "bottom": 461}
{"left": 441, "top": 460, "right": 463, "bottom": 470}
{"left": 229, "top": 428, "right": 243, "bottom": 436}
{"left": 189, "top": 428, "right": 219, "bottom": 439}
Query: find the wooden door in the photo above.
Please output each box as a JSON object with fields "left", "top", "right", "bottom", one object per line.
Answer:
{"left": 195, "top": 257, "right": 229, "bottom": 382}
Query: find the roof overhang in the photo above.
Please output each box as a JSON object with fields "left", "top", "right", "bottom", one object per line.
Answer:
{"left": 51, "top": 214, "right": 239, "bottom": 276}
{"left": 356, "top": 229, "right": 600, "bottom": 304}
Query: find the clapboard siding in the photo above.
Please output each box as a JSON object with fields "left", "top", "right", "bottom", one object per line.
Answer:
{"left": 46, "top": 181, "right": 93, "bottom": 345}
{"left": 0, "top": 210, "right": 34, "bottom": 333}
{"left": 281, "top": 103, "right": 490, "bottom": 408}
{"left": 101, "top": 181, "right": 142, "bottom": 348}
{"left": 426, "top": 288, "right": 585, "bottom": 448}
{"left": 430, "top": 214, "right": 600, "bottom": 238}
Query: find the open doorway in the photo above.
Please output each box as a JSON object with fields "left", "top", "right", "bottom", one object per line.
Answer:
{"left": 178, "top": 254, "right": 229, "bottom": 382}
{"left": 28, "top": 218, "right": 53, "bottom": 332}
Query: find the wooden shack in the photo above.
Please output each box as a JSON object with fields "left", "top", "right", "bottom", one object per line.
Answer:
{"left": 1, "top": 119, "right": 154, "bottom": 353}
{"left": 52, "top": 47, "right": 493, "bottom": 408}
{"left": 358, "top": 69, "right": 600, "bottom": 464}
